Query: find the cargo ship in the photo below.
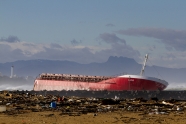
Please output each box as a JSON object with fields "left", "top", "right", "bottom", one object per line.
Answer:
{"left": 33, "top": 54, "right": 168, "bottom": 91}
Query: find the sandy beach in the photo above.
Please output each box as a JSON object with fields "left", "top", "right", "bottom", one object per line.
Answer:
{"left": 1, "top": 109, "right": 186, "bottom": 124}
{"left": 1, "top": 90, "right": 186, "bottom": 124}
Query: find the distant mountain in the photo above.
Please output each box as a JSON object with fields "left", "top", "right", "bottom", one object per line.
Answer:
{"left": 0, "top": 56, "right": 186, "bottom": 89}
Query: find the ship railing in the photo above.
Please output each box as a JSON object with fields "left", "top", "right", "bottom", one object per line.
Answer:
{"left": 38, "top": 73, "right": 114, "bottom": 82}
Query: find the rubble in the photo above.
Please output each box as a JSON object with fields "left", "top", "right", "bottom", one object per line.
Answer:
{"left": 0, "top": 90, "right": 185, "bottom": 116}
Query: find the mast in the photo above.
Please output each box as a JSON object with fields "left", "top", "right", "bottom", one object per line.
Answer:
{"left": 140, "top": 54, "right": 148, "bottom": 76}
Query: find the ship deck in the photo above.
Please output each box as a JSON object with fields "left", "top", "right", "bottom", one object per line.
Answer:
{"left": 37, "top": 73, "right": 113, "bottom": 82}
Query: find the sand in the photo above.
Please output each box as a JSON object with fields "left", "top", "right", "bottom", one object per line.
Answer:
{"left": 0, "top": 110, "right": 186, "bottom": 124}
{"left": 1, "top": 91, "right": 186, "bottom": 124}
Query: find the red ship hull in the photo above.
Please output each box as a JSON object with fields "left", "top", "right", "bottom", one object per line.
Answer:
{"left": 33, "top": 74, "right": 168, "bottom": 91}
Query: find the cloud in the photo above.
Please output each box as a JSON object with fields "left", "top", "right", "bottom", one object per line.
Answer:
{"left": 165, "top": 46, "right": 173, "bottom": 51}
{"left": 22, "top": 43, "right": 36, "bottom": 47}
{"left": 0, "top": 36, "right": 20, "bottom": 43}
{"left": 105, "top": 23, "right": 115, "bottom": 27}
{"left": 0, "top": 43, "right": 30, "bottom": 62}
{"left": 0, "top": 33, "right": 140, "bottom": 64}
{"left": 99, "top": 33, "right": 126, "bottom": 44}
{"left": 0, "top": 44, "right": 13, "bottom": 61}
{"left": 148, "top": 50, "right": 186, "bottom": 68}
{"left": 116, "top": 28, "right": 186, "bottom": 51}
{"left": 98, "top": 33, "right": 140, "bottom": 61}
{"left": 95, "top": 43, "right": 140, "bottom": 61}
{"left": 70, "top": 39, "right": 82, "bottom": 46}
{"left": 0, "top": 34, "right": 140, "bottom": 64}
{"left": 50, "top": 43, "right": 63, "bottom": 49}
{"left": 0, "top": 36, "right": 186, "bottom": 68}
{"left": 148, "top": 45, "right": 156, "bottom": 52}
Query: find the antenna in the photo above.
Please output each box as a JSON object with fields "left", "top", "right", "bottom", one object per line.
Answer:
{"left": 140, "top": 54, "right": 148, "bottom": 76}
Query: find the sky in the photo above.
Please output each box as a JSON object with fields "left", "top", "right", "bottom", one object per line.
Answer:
{"left": 1, "top": 0, "right": 186, "bottom": 68}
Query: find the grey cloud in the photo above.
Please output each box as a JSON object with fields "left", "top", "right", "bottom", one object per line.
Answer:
{"left": 148, "top": 45, "right": 156, "bottom": 52}
{"left": 163, "top": 53, "right": 176, "bottom": 60}
{"left": 98, "top": 33, "right": 140, "bottom": 62}
{"left": 116, "top": 28, "right": 186, "bottom": 51}
{"left": 105, "top": 23, "right": 115, "bottom": 27}
{"left": 0, "top": 44, "right": 12, "bottom": 54}
{"left": 70, "top": 39, "right": 82, "bottom": 46}
{"left": 22, "top": 43, "right": 36, "bottom": 47}
{"left": 31, "top": 43, "right": 140, "bottom": 64}
{"left": 0, "top": 36, "right": 20, "bottom": 43}
{"left": 50, "top": 43, "right": 63, "bottom": 49}
{"left": 32, "top": 46, "right": 95, "bottom": 63}
{"left": 165, "top": 46, "right": 174, "bottom": 51}
{"left": 95, "top": 42, "right": 140, "bottom": 61}
{"left": 0, "top": 44, "right": 27, "bottom": 63}
{"left": 2, "top": 40, "right": 186, "bottom": 68}
{"left": 99, "top": 33, "right": 126, "bottom": 44}
{"left": 0, "top": 39, "right": 140, "bottom": 65}
{"left": 10, "top": 49, "right": 30, "bottom": 61}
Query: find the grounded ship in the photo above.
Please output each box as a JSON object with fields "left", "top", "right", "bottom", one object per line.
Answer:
{"left": 33, "top": 54, "right": 168, "bottom": 91}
